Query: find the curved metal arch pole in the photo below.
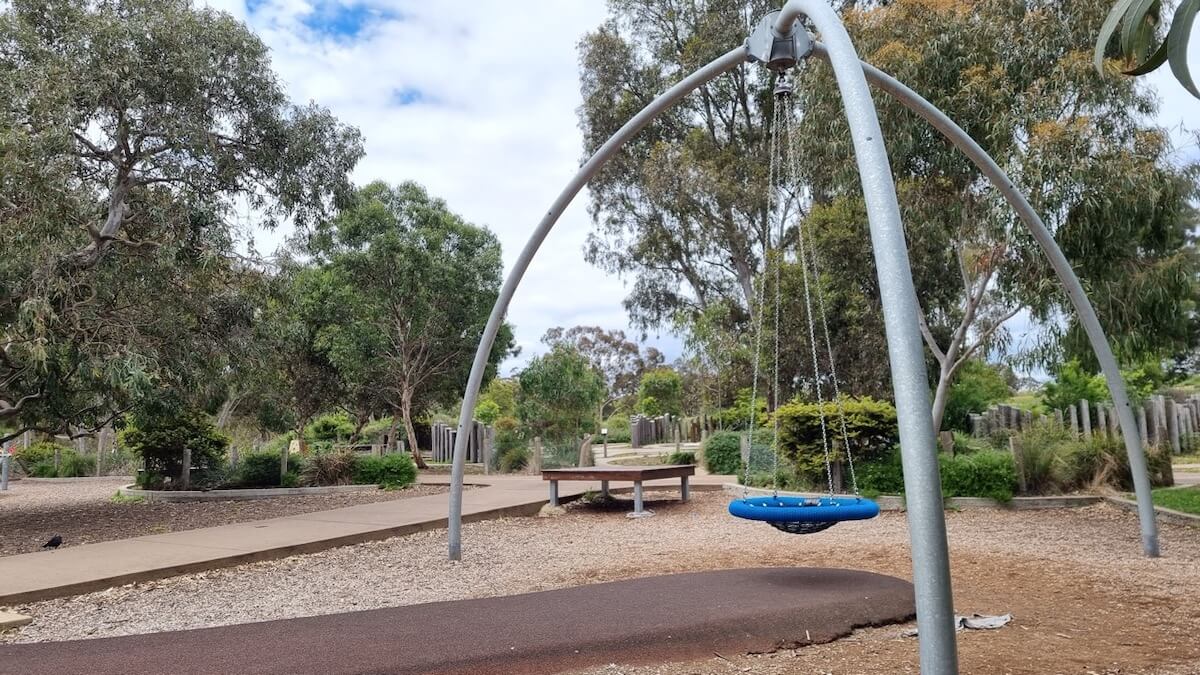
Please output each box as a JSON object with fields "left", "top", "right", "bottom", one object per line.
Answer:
{"left": 815, "top": 44, "right": 1161, "bottom": 558}
{"left": 446, "top": 46, "right": 750, "bottom": 562}
{"left": 774, "top": 3, "right": 959, "bottom": 673}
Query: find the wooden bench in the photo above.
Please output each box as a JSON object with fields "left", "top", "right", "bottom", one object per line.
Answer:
{"left": 541, "top": 465, "right": 696, "bottom": 518}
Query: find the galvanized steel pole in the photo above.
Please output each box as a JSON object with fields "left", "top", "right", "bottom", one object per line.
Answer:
{"left": 774, "top": 3, "right": 959, "bottom": 672}
{"left": 831, "top": 46, "right": 1161, "bottom": 558}
{"left": 446, "top": 46, "right": 751, "bottom": 561}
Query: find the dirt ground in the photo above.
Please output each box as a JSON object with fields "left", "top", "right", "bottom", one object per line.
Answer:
{"left": 0, "top": 478, "right": 448, "bottom": 556}
{"left": 3, "top": 489, "right": 1198, "bottom": 674}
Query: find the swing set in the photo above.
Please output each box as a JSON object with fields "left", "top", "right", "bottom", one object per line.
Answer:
{"left": 726, "top": 73, "right": 880, "bottom": 534}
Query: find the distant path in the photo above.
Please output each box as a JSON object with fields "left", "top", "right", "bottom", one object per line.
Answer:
{"left": 0, "top": 567, "right": 914, "bottom": 675}
{"left": 0, "top": 473, "right": 733, "bottom": 604}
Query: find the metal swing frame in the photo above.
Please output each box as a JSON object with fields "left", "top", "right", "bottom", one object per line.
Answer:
{"left": 445, "top": 2, "right": 1162, "bottom": 672}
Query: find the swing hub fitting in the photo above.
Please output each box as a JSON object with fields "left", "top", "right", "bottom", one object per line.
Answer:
{"left": 746, "top": 10, "right": 814, "bottom": 73}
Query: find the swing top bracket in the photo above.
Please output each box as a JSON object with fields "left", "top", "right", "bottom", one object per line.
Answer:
{"left": 746, "top": 10, "right": 814, "bottom": 73}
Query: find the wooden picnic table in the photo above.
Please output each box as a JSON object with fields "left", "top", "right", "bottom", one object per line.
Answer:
{"left": 541, "top": 465, "right": 695, "bottom": 518}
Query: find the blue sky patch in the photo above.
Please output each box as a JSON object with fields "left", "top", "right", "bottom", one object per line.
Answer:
{"left": 297, "top": 2, "right": 400, "bottom": 40}
{"left": 391, "top": 87, "right": 427, "bottom": 106}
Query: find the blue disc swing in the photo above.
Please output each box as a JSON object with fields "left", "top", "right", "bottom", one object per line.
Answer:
{"left": 727, "top": 75, "right": 878, "bottom": 535}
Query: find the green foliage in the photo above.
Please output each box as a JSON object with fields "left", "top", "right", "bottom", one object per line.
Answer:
{"left": 637, "top": 368, "right": 683, "bottom": 416}
{"left": 1119, "top": 359, "right": 1165, "bottom": 403}
{"left": 352, "top": 454, "right": 417, "bottom": 489}
{"left": 300, "top": 451, "right": 357, "bottom": 487}
{"left": 13, "top": 441, "right": 65, "bottom": 472}
{"left": 602, "top": 414, "right": 631, "bottom": 443}
{"left": 938, "top": 452, "right": 1017, "bottom": 503}
{"left": 702, "top": 431, "right": 743, "bottom": 476}
{"left": 856, "top": 448, "right": 1017, "bottom": 502}
{"left": 1043, "top": 361, "right": 1110, "bottom": 411}
{"left": 57, "top": 450, "right": 96, "bottom": 478}
{"left": 479, "top": 379, "right": 519, "bottom": 420}
{"left": 306, "top": 413, "right": 355, "bottom": 442}
{"left": 498, "top": 446, "right": 530, "bottom": 473}
{"left": 666, "top": 450, "right": 696, "bottom": 465}
{"left": 943, "top": 361, "right": 1012, "bottom": 432}
{"left": 0, "top": 0, "right": 362, "bottom": 442}
{"left": 110, "top": 491, "right": 146, "bottom": 504}
{"left": 714, "top": 388, "right": 768, "bottom": 431}
{"left": 776, "top": 396, "right": 898, "bottom": 480}
{"left": 304, "top": 180, "right": 515, "bottom": 455}
{"left": 474, "top": 399, "right": 501, "bottom": 426}
{"left": 517, "top": 345, "right": 605, "bottom": 439}
{"left": 235, "top": 450, "right": 286, "bottom": 488}
{"left": 122, "top": 409, "right": 229, "bottom": 490}
{"left": 1095, "top": 0, "right": 1199, "bottom": 98}
{"left": 1011, "top": 421, "right": 1174, "bottom": 493}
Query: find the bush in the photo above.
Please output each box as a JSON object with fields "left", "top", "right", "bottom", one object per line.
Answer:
{"left": 703, "top": 431, "right": 742, "bottom": 475}
{"left": 353, "top": 453, "right": 417, "bottom": 488}
{"left": 856, "top": 448, "right": 1017, "bottom": 502}
{"left": 776, "top": 396, "right": 897, "bottom": 481}
{"left": 122, "top": 409, "right": 228, "bottom": 490}
{"left": 939, "top": 451, "right": 1017, "bottom": 502}
{"left": 300, "top": 451, "right": 357, "bottom": 486}
{"left": 638, "top": 368, "right": 683, "bottom": 416}
{"left": 602, "top": 414, "right": 631, "bottom": 443}
{"left": 498, "top": 446, "right": 530, "bottom": 473}
{"left": 474, "top": 399, "right": 501, "bottom": 426}
{"left": 236, "top": 450, "right": 286, "bottom": 488}
{"left": 14, "top": 441, "right": 65, "bottom": 472}
{"left": 306, "top": 413, "right": 356, "bottom": 442}
{"left": 1042, "top": 360, "right": 1108, "bottom": 411}
{"left": 57, "top": 450, "right": 96, "bottom": 477}
{"left": 31, "top": 461, "right": 59, "bottom": 478}
{"left": 943, "top": 360, "right": 1011, "bottom": 432}
{"left": 666, "top": 450, "right": 696, "bottom": 465}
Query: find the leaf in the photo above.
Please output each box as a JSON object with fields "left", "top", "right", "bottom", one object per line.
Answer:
{"left": 1123, "top": 39, "right": 1168, "bottom": 75}
{"left": 1095, "top": 0, "right": 1143, "bottom": 73}
{"left": 1167, "top": 0, "right": 1200, "bottom": 98}
{"left": 1121, "top": 0, "right": 1158, "bottom": 55}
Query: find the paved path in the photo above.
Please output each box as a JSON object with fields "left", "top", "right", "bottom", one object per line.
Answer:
{"left": 0, "top": 472, "right": 732, "bottom": 604}
{"left": 0, "top": 567, "right": 914, "bottom": 675}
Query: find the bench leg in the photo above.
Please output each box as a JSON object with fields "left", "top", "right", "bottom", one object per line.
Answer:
{"left": 681, "top": 475, "right": 689, "bottom": 502}
{"left": 549, "top": 480, "right": 559, "bottom": 507}
{"left": 601, "top": 480, "right": 609, "bottom": 499}
{"left": 633, "top": 481, "right": 644, "bottom": 514}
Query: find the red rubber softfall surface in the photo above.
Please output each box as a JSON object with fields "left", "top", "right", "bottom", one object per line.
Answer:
{"left": 0, "top": 567, "right": 915, "bottom": 675}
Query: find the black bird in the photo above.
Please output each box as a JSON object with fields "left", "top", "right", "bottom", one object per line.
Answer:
{"left": 42, "top": 535, "right": 62, "bottom": 549}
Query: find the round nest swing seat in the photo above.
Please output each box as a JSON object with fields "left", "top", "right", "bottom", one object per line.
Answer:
{"left": 728, "top": 496, "right": 880, "bottom": 535}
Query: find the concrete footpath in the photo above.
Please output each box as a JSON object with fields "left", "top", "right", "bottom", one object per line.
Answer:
{"left": 0, "top": 472, "right": 731, "bottom": 605}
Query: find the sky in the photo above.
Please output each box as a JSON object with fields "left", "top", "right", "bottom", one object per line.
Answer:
{"left": 203, "top": 0, "right": 1198, "bottom": 378}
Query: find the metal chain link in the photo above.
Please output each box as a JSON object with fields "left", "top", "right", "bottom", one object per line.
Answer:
{"left": 783, "top": 92, "right": 835, "bottom": 497}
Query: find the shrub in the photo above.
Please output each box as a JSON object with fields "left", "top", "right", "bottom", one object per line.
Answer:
{"left": 776, "top": 396, "right": 897, "bottom": 481}
{"left": 31, "top": 461, "right": 59, "bottom": 477}
{"left": 14, "top": 441, "right": 65, "bottom": 472}
{"left": 1042, "top": 360, "right": 1108, "bottom": 411}
{"left": 943, "top": 360, "right": 1011, "bottom": 431}
{"left": 638, "top": 368, "right": 683, "bottom": 416}
{"left": 498, "top": 446, "right": 530, "bottom": 473}
{"left": 57, "top": 450, "right": 96, "bottom": 477}
{"left": 703, "top": 431, "right": 742, "bottom": 475}
{"left": 939, "top": 451, "right": 1017, "bottom": 502}
{"left": 666, "top": 450, "right": 696, "bottom": 465}
{"left": 236, "top": 450, "right": 286, "bottom": 488}
{"left": 353, "top": 454, "right": 417, "bottom": 488}
{"left": 122, "top": 409, "right": 228, "bottom": 490}
{"left": 306, "top": 412, "right": 356, "bottom": 442}
{"left": 856, "top": 448, "right": 1017, "bottom": 501}
{"left": 474, "top": 399, "right": 501, "bottom": 426}
{"left": 300, "top": 451, "right": 357, "bottom": 486}
{"left": 602, "top": 414, "right": 631, "bottom": 444}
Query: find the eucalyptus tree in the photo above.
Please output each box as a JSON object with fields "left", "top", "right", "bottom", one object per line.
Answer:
{"left": 541, "top": 325, "right": 663, "bottom": 417}
{"left": 306, "top": 182, "right": 513, "bottom": 468}
{"left": 790, "top": 0, "right": 1199, "bottom": 428}
{"left": 0, "top": 0, "right": 363, "bottom": 441}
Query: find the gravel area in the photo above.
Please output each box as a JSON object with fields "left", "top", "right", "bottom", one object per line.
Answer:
{"left": 4, "top": 490, "right": 1200, "bottom": 674}
{"left": 0, "top": 478, "right": 449, "bottom": 556}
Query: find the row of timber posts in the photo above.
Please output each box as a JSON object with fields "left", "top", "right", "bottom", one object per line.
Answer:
{"left": 970, "top": 394, "right": 1200, "bottom": 455}
{"left": 430, "top": 420, "right": 494, "bottom": 470}
{"left": 629, "top": 414, "right": 721, "bottom": 449}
